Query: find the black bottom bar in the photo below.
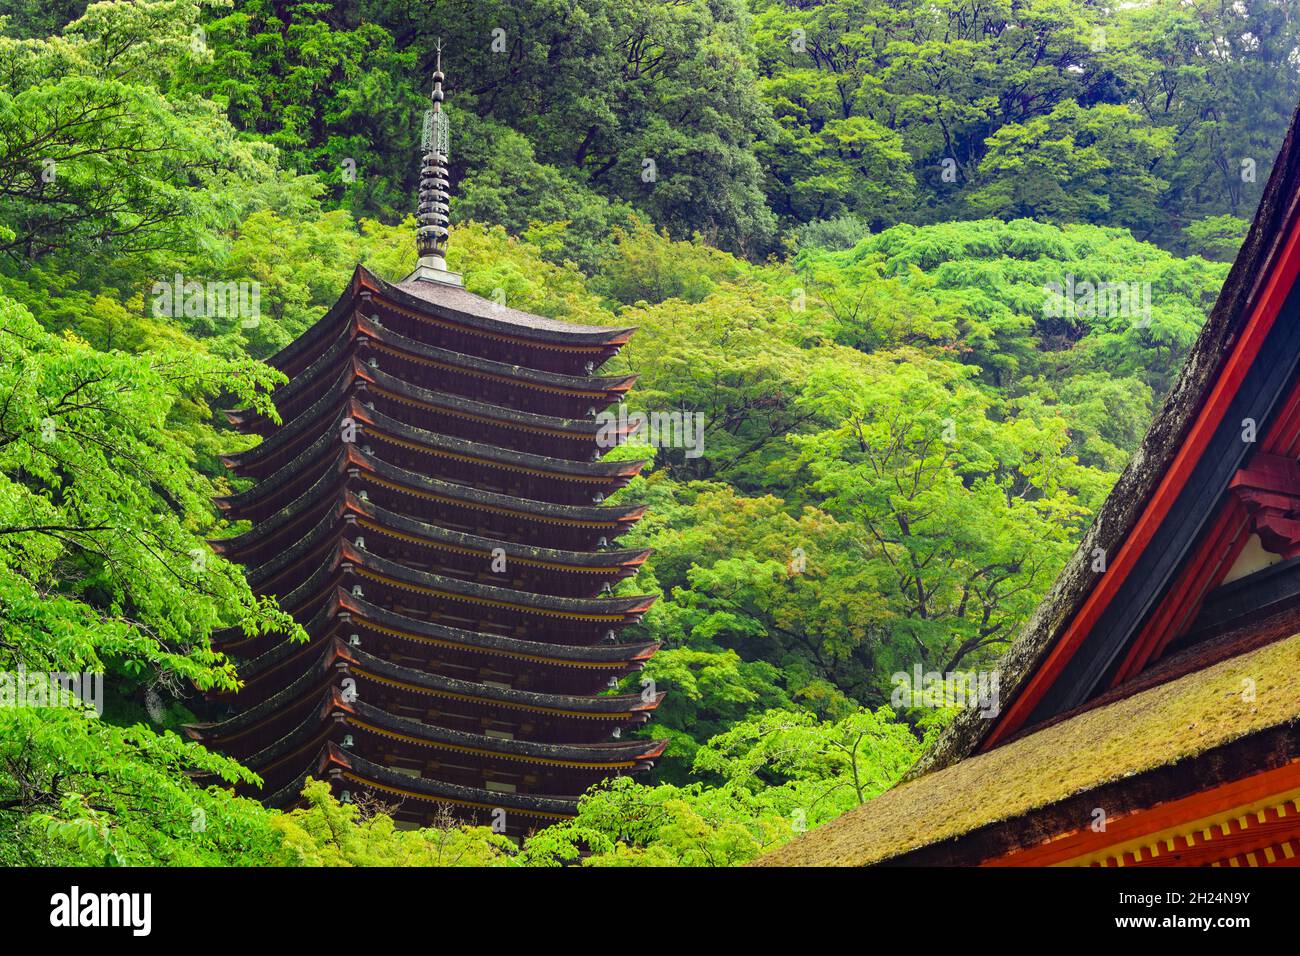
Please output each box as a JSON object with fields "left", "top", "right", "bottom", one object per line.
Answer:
{"left": 3, "top": 865, "right": 1293, "bottom": 942}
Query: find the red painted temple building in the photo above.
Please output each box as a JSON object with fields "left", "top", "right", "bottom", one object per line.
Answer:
{"left": 187, "top": 60, "right": 666, "bottom": 835}
{"left": 760, "top": 101, "right": 1300, "bottom": 867}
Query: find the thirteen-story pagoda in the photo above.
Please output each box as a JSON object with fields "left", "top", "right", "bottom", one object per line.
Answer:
{"left": 188, "top": 54, "right": 667, "bottom": 836}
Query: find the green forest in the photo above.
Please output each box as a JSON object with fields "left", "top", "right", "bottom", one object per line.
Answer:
{"left": 0, "top": 0, "right": 1289, "bottom": 865}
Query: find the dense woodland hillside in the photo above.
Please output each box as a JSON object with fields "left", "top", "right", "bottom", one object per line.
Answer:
{"left": 0, "top": 0, "right": 1285, "bottom": 864}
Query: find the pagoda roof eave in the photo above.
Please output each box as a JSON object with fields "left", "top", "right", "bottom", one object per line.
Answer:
{"left": 259, "top": 278, "right": 355, "bottom": 374}
{"left": 224, "top": 396, "right": 645, "bottom": 483}
{"left": 346, "top": 493, "right": 652, "bottom": 569}
{"left": 219, "top": 687, "right": 339, "bottom": 774}
{"left": 361, "top": 361, "right": 613, "bottom": 439}
{"left": 318, "top": 743, "right": 581, "bottom": 819}
{"left": 339, "top": 539, "right": 658, "bottom": 617}
{"left": 241, "top": 499, "right": 352, "bottom": 590}
{"left": 345, "top": 643, "right": 665, "bottom": 714}
{"left": 221, "top": 360, "right": 360, "bottom": 472}
{"left": 217, "top": 601, "right": 338, "bottom": 672}
{"left": 345, "top": 695, "right": 668, "bottom": 765}
{"left": 214, "top": 443, "right": 646, "bottom": 533}
{"left": 189, "top": 637, "right": 351, "bottom": 741}
{"left": 226, "top": 315, "right": 359, "bottom": 429}
{"left": 261, "top": 265, "right": 635, "bottom": 378}
{"left": 350, "top": 313, "right": 638, "bottom": 393}
{"left": 242, "top": 491, "right": 650, "bottom": 590}
{"left": 231, "top": 530, "right": 656, "bottom": 629}
{"left": 192, "top": 638, "right": 664, "bottom": 746}
{"left": 353, "top": 402, "right": 644, "bottom": 479}
{"left": 225, "top": 315, "right": 634, "bottom": 430}
{"left": 215, "top": 429, "right": 341, "bottom": 515}
{"left": 228, "top": 588, "right": 659, "bottom": 686}
{"left": 233, "top": 688, "right": 666, "bottom": 786}
{"left": 336, "top": 589, "right": 661, "bottom": 664}
{"left": 226, "top": 357, "right": 625, "bottom": 473}
{"left": 209, "top": 459, "right": 343, "bottom": 559}
{"left": 256, "top": 536, "right": 655, "bottom": 625}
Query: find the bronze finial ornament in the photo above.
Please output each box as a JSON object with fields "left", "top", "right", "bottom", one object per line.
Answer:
{"left": 408, "top": 39, "right": 463, "bottom": 286}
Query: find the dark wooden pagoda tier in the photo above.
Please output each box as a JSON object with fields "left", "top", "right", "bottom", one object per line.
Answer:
{"left": 191, "top": 265, "right": 666, "bottom": 835}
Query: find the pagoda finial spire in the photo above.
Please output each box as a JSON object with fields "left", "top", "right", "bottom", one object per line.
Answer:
{"left": 408, "top": 38, "right": 463, "bottom": 286}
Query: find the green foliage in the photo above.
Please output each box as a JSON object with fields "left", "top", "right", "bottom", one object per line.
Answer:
{"left": 519, "top": 775, "right": 792, "bottom": 866}
{"left": 0, "top": 296, "right": 298, "bottom": 679}
{"left": 1180, "top": 215, "right": 1251, "bottom": 263}
{"left": 594, "top": 221, "right": 751, "bottom": 306}
{"left": 970, "top": 102, "right": 1173, "bottom": 234}
{"left": 0, "top": 289, "right": 304, "bottom": 863}
{"left": 521, "top": 704, "right": 923, "bottom": 865}
{"left": 3, "top": 707, "right": 282, "bottom": 866}
{"left": 795, "top": 214, "right": 872, "bottom": 253}
{"left": 798, "top": 219, "right": 1228, "bottom": 404}
{"left": 792, "top": 349, "right": 1104, "bottom": 676}
{"left": 1121, "top": 0, "right": 1300, "bottom": 228}
{"left": 189, "top": 0, "right": 421, "bottom": 216}
{"left": 455, "top": 112, "right": 639, "bottom": 273}
{"left": 695, "top": 707, "right": 925, "bottom": 809}
{"left": 272, "top": 780, "right": 516, "bottom": 866}
{"left": 749, "top": 0, "right": 1298, "bottom": 248}
{"left": 0, "top": 0, "right": 279, "bottom": 264}
{"left": 178, "top": 0, "right": 777, "bottom": 254}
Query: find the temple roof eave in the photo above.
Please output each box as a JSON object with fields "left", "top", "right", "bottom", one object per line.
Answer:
{"left": 321, "top": 744, "right": 581, "bottom": 819}
{"left": 221, "top": 528, "right": 655, "bottom": 630}
{"left": 224, "top": 589, "right": 660, "bottom": 685}
{"left": 344, "top": 494, "right": 652, "bottom": 569}
{"left": 337, "top": 539, "right": 658, "bottom": 617}
{"left": 213, "top": 444, "right": 647, "bottom": 535}
{"left": 236, "top": 686, "right": 668, "bottom": 775}
{"left": 189, "top": 638, "right": 666, "bottom": 746}
{"left": 239, "top": 494, "right": 651, "bottom": 592}
{"left": 260, "top": 266, "right": 637, "bottom": 381}
{"left": 224, "top": 359, "right": 631, "bottom": 476}
{"left": 227, "top": 308, "right": 640, "bottom": 434}
{"left": 346, "top": 643, "right": 666, "bottom": 713}
{"left": 224, "top": 397, "right": 644, "bottom": 483}
{"left": 372, "top": 267, "right": 637, "bottom": 347}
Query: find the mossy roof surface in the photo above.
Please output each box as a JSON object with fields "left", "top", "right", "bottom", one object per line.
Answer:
{"left": 754, "top": 632, "right": 1300, "bottom": 866}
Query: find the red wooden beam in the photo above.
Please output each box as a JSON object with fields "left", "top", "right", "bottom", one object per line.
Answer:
{"left": 982, "top": 759, "right": 1300, "bottom": 867}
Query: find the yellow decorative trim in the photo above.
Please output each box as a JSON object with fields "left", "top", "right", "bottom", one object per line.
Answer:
{"left": 1064, "top": 785, "right": 1300, "bottom": 867}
